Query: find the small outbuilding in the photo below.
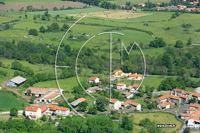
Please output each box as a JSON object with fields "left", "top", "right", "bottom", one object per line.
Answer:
{"left": 6, "top": 76, "right": 26, "bottom": 87}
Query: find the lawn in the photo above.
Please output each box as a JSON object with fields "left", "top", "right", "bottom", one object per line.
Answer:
{"left": 1, "top": 58, "right": 55, "bottom": 74}
{"left": 0, "top": 91, "right": 29, "bottom": 111}
{"left": 33, "top": 76, "right": 88, "bottom": 92}
{"left": 129, "top": 112, "right": 183, "bottom": 133}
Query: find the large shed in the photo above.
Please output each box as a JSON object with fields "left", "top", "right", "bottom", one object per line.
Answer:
{"left": 6, "top": 76, "right": 26, "bottom": 87}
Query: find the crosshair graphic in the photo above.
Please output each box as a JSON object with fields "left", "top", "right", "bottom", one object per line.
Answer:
{"left": 55, "top": 15, "right": 147, "bottom": 118}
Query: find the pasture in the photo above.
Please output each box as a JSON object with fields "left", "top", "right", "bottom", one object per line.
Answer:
{"left": 28, "top": 7, "right": 107, "bottom": 15}
{"left": 0, "top": 91, "right": 29, "bottom": 111}
{"left": 68, "top": 10, "right": 152, "bottom": 19}
{"left": 129, "top": 112, "right": 183, "bottom": 133}
{"left": 1, "top": 58, "right": 55, "bottom": 74}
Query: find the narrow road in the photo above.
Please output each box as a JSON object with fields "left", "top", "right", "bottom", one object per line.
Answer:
{"left": 2, "top": 82, "right": 30, "bottom": 101}
{"left": 0, "top": 110, "right": 23, "bottom": 115}
{"left": 164, "top": 104, "right": 189, "bottom": 116}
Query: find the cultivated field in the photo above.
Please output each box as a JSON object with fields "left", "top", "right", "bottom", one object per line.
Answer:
{"left": 68, "top": 10, "right": 152, "bottom": 19}
{"left": 0, "top": 1, "right": 87, "bottom": 11}
{"left": 0, "top": 91, "right": 29, "bottom": 111}
{"left": 130, "top": 112, "right": 183, "bottom": 133}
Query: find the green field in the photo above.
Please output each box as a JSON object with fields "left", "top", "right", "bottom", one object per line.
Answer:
{"left": 28, "top": 7, "right": 107, "bottom": 15}
{"left": 1, "top": 0, "right": 67, "bottom": 4}
{"left": 0, "top": 91, "right": 29, "bottom": 111}
{"left": 130, "top": 112, "right": 183, "bottom": 133}
{"left": 0, "top": 58, "right": 55, "bottom": 74}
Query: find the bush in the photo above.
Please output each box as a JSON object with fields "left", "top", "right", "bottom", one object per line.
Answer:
{"left": 10, "top": 108, "right": 18, "bottom": 117}
{"left": 29, "top": 29, "right": 38, "bottom": 36}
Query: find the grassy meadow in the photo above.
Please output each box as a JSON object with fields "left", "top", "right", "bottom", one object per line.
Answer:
{"left": 129, "top": 112, "right": 183, "bottom": 133}
{"left": 108, "top": 0, "right": 171, "bottom": 5}
{"left": 0, "top": 91, "right": 29, "bottom": 111}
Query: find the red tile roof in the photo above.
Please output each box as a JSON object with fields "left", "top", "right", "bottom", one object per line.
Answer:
{"left": 56, "top": 107, "right": 69, "bottom": 111}
{"left": 194, "top": 1, "right": 199, "bottom": 3}
{"left": 122, "top": 92, "right": 132, "bottom": 97}
{"left": 173, "top": 88, "right": 184, "bottom": 92}
{"left": 183, "top": 91, "right": 193, "bottom": 95}
{"left": 128, "top": 74, "right": 142, "bottom": 78}
{"left": 44, "top": 93, "right": 59, "bottom": 100}
{"left": 192, "top": 93, "right": 200, "bottom": 97}
{"left": 127, "top": 85, "right": 133, "bottom": 90}
{"left": 105, "top": 97, "right": 118, "bottom": 103}
{"left": 117, "top": 83, "right": 125, "bottom": 86}
{"left": 25, "top": 106, "right": 38, "bottom": 112}
{"left": 132, "top": 7, "right": 136, "bottom": 9}
{"left": 186, "top": 108, "right": 196, "bottom": 111}
{"left": 190, "top": 103, "right": 200, "bottom": 108}
{"left": 89, "top": 77, "right": 97, "bottom": 81}
{"left": 77, "top": 98, "right": 86, "bottom": 102}
{"left": 23, "top": 87, "right": 49, "bottom": 95}
{"left": 40, "top": 106, "right": 47, "bottom": 113}
{"left": 157, "top": 94, "right": 179, "bottom": 100}
{"left": 164, "top": 102, "right": 175, "bottom": 107}
{"left": 180, "top": 95, "right": 187, "bottom": 99}
{"left": 121, "top": 100, "right": 139, "bottom": 107}
{"left": 133, "top": 84, "right": 139, "bottom": 88}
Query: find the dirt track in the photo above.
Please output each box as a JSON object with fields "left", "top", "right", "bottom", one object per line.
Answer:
{"left": 0, "top": 2, "right": 87, "bottom": 11}
{"left": 2, "top": 82, "right": 30, "bottom": 101}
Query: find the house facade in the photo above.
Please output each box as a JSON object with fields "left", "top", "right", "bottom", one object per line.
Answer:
{"left": 117, "top": 83, "right": 126, "bottom": 91}
{"left": 128, "top": 73, "right": 143, "bottom": 80}
{"left": 106, "top": 97, "right": 121, "bottom": 110}
{"left": 89, "top": 77, "right": 99, "bottom": 84}
{"left": 111, "top": 70, "right": 125, "bottom": 77}
{"left": 25, "top": 107, "right": 42, "bottom": 120}
{"left": 121, "top": 100, "right": 141, "bottom": 111}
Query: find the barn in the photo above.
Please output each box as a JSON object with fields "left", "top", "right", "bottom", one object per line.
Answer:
{"left": 6, "top": 76, "right": 26, "bottom": 87}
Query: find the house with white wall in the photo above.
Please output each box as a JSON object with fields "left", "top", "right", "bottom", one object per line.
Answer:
{"left": 89, "top": 77, "right": 99, "bottom": 84}
{"left": 121, "top": 100, "right": 141, "bottom": 111}
{"left": 106, "top": 97, "right": 121, "bottom": 110}
{"left": 117, "top": 83, "right": 126, "bottom": 91}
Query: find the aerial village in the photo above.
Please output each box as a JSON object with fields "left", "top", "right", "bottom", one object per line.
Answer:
{"left": 3, "top": 69, "right": 200, "bottom": 128}
{"left": 122, "top": 1, "right": 200, "bottom": 12}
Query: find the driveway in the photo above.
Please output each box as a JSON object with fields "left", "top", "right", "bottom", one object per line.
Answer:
{"left": 164, "top": 104, "right": 189, "bottom": 116}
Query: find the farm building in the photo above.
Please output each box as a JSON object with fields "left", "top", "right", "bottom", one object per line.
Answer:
{"left": 106, "top": 97, "right": 122, "bottom": 110}
{"left": 71, "top": 98, "right": 86, "bottom": 107}
{"left": 6, "top": 76, "right": 26, "bottom": 87}
{"left": 86, "top": 86, "right": 103, "bottom": 93}
{"left": 22, "top": 87, "right": 63, "bottom": 103}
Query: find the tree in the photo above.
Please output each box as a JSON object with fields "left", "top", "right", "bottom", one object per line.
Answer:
{"left": 96, "top": 96, "right": 109, "bottom": 111}
{"left": 174, "top": 40, "right": 183, "bottom": 48}
{"left": 171, "top": 13, "right": 176, "bottom": 19}
{"left": 186, "top": 38, "right": 192, "bottom": 46}
{"left": 44, "top": 8, "right": 49, "bottom": 16}
{"left": 10, "top": 108, "right": 18, "bottom": 117}
{"left": 11, "top": 61, "right": 23, "bottom": 71}
{"left": 30, "top": 95, "right": 35, "bottom": 104}
{"left": 29, "top": 29, "right": 38, "bottom": 36}
{"left": 33, "top": 15, "right": 37, "bottom": 20}
{"left": 48, "top": 116, "right": 52, "bottom": 122}
{"left": 25, "top": 14, "right": 28, "bottom": 19}
{"left": 78, "top": 101, "right": 88, "bottom": 112}
{"left": 12, "top": 39, "right": 15, "bottom": 44}
{"left": 51, "top": 23, "right": 59, "bottom": 31}
{"left": 27, "top": 89, "right": 31, "bottom": 96}
{"left": 41, "top": 115, "right": 47, "bottom": 122}
{"left": 88, "top": 105, "right": 98, "bottom": 115}
{"left": 5, "top": 23, "right": 10, "bottom": 30}
{"left": 39, "top": 26, "right": 46, "bottom": 33}
{"left": 62, "top": 23, "right": 69, "bottom": 30}
{"left": 121, "top": 116, "right": 133, "bottom": 131}
{"left": 189, "top": 98, "right": 197, "bottom": 103}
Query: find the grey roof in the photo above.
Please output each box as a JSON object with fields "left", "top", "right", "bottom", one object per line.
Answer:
{"left": 10, "top": 76, "right": 26, "bottom": 84}
{"left": 195, "top": 87, "right": 200, "bottom": 94}
{"left": 71, "top": 100, "right": 82, "bottom": 106}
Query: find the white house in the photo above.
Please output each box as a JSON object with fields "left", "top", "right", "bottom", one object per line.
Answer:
{"left": 117, "top": 83, "right": 126, "bottom": 91}
{"left": 89, "top": 77, "right": 99, "bottom": 84}
{"left": 55, "top": 107, "right": 70, "bottom": 116}
{"left": 106, "top": 97, "right": 121, "bottom": 110}
{"left": 121, "top": 100, "right": 141, "bottom": 111}
{"left": 25, "top": 106, "right": 42, "bottom": 120}
{"left": 138, "top": 3, "right": 146, "bottom": 7}
{"left": 157, "top": 102, "right": 175, "bottom": 110}
{"left": 122, "top": 92, "right": 133, "bottom": 99}
{"left": 186, "top": 109, "right": 200, "bottom": 128}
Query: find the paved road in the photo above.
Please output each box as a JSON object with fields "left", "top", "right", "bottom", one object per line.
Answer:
{"left": 164, "top": 104, "right": 189, "bottom": 116}
{"left": 179, "top": 123, "right": 186, "bottom": 133}
{"left": 0, "top": 110, "right": 23, "bottom": 115}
